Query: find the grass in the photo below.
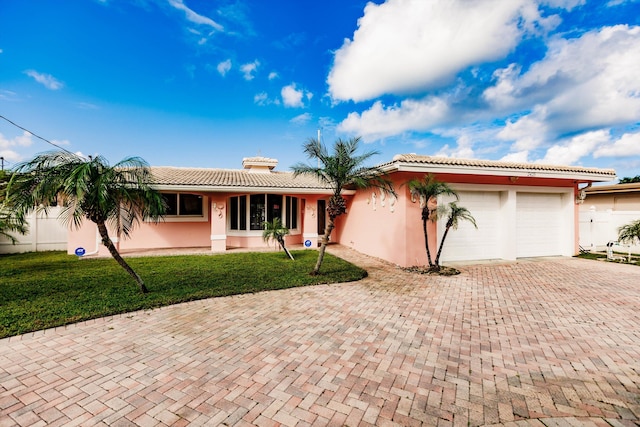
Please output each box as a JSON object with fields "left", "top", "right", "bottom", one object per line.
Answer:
{"left": 576, "top": 251, "right": 640, "bottom": 266}
{"left": 0, "top": 250, "right": 367, "bottom": 338}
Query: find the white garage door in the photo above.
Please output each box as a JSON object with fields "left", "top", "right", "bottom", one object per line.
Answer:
{"left": 516, "top": 193, "right": 563, "bottom": 258}
{"left": 437, "top": 191, "right": 501, "bottom": 262}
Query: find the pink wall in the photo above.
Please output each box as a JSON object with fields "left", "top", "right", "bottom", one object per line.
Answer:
{"left": 334, "top": 174, "right": 435, "bottom": 267}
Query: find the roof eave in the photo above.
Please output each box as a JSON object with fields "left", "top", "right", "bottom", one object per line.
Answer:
{"left": 381, "top": 162, "right": 616, "bottom": 182}
{"left": 152, "top": 184, "right": 349, "bottom": 195}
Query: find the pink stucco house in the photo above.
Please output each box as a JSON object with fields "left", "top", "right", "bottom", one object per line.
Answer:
{"left": 68, "top": 154, "right": 616, "bottom": 266}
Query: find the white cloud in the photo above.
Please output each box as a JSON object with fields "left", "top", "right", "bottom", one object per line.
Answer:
{"left": 0, "top": 131, "right": 33, "bottom": 162}
{"left": 240, "top": 60, "right": 260, "bottom": 80}
{"left": 24, "top": 70, "right": 64, "bottom": 90}
{"left": 486, "top": 25, "right": 640, "bottom": 134}
{"left": 500, "top": 151, "right": 531, "bottom": 163}
{"left": 327, "top": 0, "right": 560, "bottom": 102}
{"left": 254, "top": 92, "right": 268, "bottom": 105}
{"left": 268, "top": 72, "right": 279, "bottom": 80}
{"left": 217, "top": 59, "right": 231, "bottom": 76}
{"left": 0, "top": 131, "right": 33, "bottom": 149}
{"left": 594, "top": 130, "right": 640, "bottom": 157}
{"left": 290, "top": 113, "right": 312, "bottom": 125}
{"left": 281, "top": 84, "right": 311, "bottom": 108}
{"left": 337, "top": 97, "right": 450, "bottom": 141}
{"left": 254, "top": 92, "right": 280, "bottom": 106}
{"left": 76, "top": 102, "right": 99, "bottom": 110}
{"left": 539, "top": 130, "right": 610, "bottom": 164}
{"left": 435, "top": 133, "right": 475, "bottom": 159}
{"left": 497, "top": 108, "right": 549, "bottom": 151}
{"left": 167, "top": 0, "right": 223, "bottom": 31}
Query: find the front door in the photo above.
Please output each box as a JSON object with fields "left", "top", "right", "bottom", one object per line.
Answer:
{"left": 317, "top": 200, "right": 326, "bottom": 244}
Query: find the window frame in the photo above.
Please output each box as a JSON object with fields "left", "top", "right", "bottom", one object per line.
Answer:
{"left": 159, "top": 192, "right": 209, "bottom": 223}
{"left": 228, "top": 194, "right": 300, "bottom": 235}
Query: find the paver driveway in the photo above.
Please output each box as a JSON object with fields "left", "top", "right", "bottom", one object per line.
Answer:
{"left": 1, "top": 246, "right": 639, "bottom": 426}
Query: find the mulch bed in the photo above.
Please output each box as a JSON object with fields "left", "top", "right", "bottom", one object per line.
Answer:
{"left": 402, "top": 266, "right": 460, "bottom": 276}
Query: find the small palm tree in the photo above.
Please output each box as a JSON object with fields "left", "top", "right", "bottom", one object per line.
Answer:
{"left": 433, "top": 201, "right": 477, "bottom": 270}
{"left": 618, "top": 219, "right": 640, "bottom": 246}
{"left": 0, "top": 174, "right": 28, "bottom": 243}
{"left": 6, "top": 151, "right": 165, "bottom": 293}
{"left": 262, "top": 217, "right": 294, "bottom": 260}
{"left": 292, "top": 137, "right": 395, "bottom": 275}
{"left": 407, "top": 174, "right": 458, "bottom": 268}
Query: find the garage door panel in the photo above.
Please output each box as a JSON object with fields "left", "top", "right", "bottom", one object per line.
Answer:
{"left": 516, "top": 193, "right": 563, "bottom": 258}
{"left": 438, "top": 191, "right": 501, "bottom": 262}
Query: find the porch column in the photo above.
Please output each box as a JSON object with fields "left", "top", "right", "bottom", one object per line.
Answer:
{"left": 210, "top": 196, "right": 227, "bottom": 252}
{"left": 302, "top": 197, "right": 319, "bottom": 249}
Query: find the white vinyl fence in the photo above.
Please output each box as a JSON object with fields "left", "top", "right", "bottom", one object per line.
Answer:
{"left": 579, "top": 207, "right": 640, "bottom": 255}
{"left": 0, "top": 207, "right": 68, "bottom": 254}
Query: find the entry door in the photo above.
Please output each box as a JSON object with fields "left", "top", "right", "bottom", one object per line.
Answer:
{"left": 317, "top": 200, "right": 326, "bottom": 238}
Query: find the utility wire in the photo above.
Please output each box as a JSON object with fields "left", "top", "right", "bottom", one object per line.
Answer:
{"left": 0, "top": 114, "right": 76, "bottom": 155}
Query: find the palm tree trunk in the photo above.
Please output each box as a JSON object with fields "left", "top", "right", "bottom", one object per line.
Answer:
{"left": 423, "top": 217, "right": 434, "bottom": 268}
{"left": 278, "top": 236, "right": 295, "bottom": 260}
{"left": 96, "top": 221, "right": 148, "bottom": 293}
{"left": 313, "top": 218, "right": 335, "bottom": 275}
{"left": 433, "top": 225, "right": 451, "bottom": 270}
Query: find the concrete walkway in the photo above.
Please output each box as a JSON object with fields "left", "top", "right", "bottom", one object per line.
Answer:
{"left": 1, "top": 247, "right": 639, "bottom": 426}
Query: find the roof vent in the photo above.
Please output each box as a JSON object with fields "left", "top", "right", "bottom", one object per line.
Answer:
{"left": 242, "top": 156, "right": 278, "bottom": 173}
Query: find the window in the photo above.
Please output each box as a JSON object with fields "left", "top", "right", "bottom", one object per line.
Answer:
{"left": 229, "top": 194, "right": 298, "bottom": 232}
{"left": 229, "top": 196, "right": 247, "bottom": 230}
{"left": 162, "top": 193, "right": 204, "bottom": 217}
{"left": 285, "top": 196, "right": 298, "bottom": 229}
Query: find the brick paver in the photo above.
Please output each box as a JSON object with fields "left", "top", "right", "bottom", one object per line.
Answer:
{"left": 1, "top": 246, "right": 639, "bottom": 426}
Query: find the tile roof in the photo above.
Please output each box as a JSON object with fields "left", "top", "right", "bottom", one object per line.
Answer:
{"left": 149, "top": 166, "right": 334, "bottom": 191}
{"left": 585, "top": 182, "right": 640, "bottom": 194}
{"left": 381, "top": 154, "right": 617, "bottom": 179}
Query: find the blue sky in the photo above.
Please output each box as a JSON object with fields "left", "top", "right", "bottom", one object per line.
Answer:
{"left": 1, "top": 0, "right": 639, "bottom": 180}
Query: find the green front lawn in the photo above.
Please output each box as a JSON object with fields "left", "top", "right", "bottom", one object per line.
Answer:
{"left": 0, "top": 250, "right": 367, "bottom": 338}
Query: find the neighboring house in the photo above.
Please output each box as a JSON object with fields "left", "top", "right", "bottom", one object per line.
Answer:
{"left": 68, "top": 154, "right": 616, "bottom": 266}
{"left": 579, "top": 182, "right": 640, "bottom": 254}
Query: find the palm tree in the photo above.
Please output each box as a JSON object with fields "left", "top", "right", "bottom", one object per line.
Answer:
{"left": 407, "top": 174, "right": 458, "bottom": 269}
{"left": 433, "top": 201, "right": 477, "bottom": 270}
{"left": 262, "top": 217, "right": 294, "bottom": 260}
{"left": 618, "top": 219, "right": 640, "bottom": 246}
{"left": 292, "top": 137, "right": 395, "bottom": 275}
{"left": 0, "top": 173, "right": 28, "bottom": 243}
{"left": 6, "top": 151, "right": 165, "bottom": 293}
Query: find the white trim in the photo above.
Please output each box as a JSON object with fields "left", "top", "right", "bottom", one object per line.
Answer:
{"left": 211, "top": 234, "right": 226, "bottom": 241}
{"left": 381, "top": 162, "right": 616, "bottom": 182}
{"left": 303, "top": 233, "right": 319, "bottom": 239}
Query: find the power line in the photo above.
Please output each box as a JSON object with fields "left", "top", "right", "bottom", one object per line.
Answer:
{"left": 0, "top": 114, "right": 76, "bottom": 155}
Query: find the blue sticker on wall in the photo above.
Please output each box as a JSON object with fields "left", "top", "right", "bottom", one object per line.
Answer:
{"left": 75, "top": 247, "right": 86, "bottom": 256}
{"left": 304, "top": 240, "right": 312, "bottom": 247}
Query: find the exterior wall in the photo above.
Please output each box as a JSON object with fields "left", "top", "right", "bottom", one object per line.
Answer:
{"left": 335, "top": 174, "right": 436, "bottom": 267}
